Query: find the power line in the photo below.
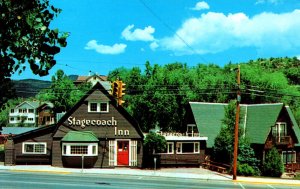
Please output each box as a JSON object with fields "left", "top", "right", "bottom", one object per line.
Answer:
{"left": 139, "top": 0, "right": 209, "bottom": 63}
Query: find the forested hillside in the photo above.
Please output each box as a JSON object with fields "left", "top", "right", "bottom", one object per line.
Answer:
{"left": 12, "top": 79, "right": 51, "bottom": 98}
{"left": 108, "top": 57, "right": 300, "bottom": 132}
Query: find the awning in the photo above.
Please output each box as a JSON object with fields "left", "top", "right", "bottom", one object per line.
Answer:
{"left": 62, "top": 131, "right": 99, "bottom": 142}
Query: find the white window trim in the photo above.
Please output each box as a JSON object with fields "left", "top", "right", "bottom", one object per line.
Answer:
{"left": 62, "top": 143, "right": 98, "bottom": 156}
{"left": 88, "top": 101, "right": 109, "bottom": 113}
{"left": 88, "top": 102, "right": 98, "bottom": 112}
{"left": 176, "top": 142, "right": 200, "bottom": 154}
{"left": 22, "top": 142, "right": 47, "bottom": 154}
{"left": 274, "top": 122, "right": 287, "bottom": 136}
{"left": 99, "top": 102, "right": 109, "bottom": 113}
{"left": 161, "top": 142, "right": 174, "bottom": 154}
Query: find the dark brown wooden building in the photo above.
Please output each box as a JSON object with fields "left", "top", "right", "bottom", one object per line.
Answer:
{"left": 5, "top": 82, "right": 144, "bottom": 168}
{"left": 187, "top": 102, "right": 300, "bottom": 171}
{"left": 153, "top": 127, "right": 207, "bottom": 167}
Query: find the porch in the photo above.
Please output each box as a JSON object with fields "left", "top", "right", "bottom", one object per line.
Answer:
{"left": 285, "top": 163, "right": 300, "bottom": 173}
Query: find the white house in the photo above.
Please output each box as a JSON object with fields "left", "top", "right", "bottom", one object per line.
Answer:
{"left": 9, "top": 101, "right": 54, "bottom": 126}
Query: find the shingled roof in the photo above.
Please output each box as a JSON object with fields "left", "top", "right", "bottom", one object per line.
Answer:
{"left": 189, "top": 102, "right": 300, "bottom": 148}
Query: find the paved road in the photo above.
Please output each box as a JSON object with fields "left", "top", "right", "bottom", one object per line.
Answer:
{"left": 0, "top": 170, "right": 299, "bottom": 189}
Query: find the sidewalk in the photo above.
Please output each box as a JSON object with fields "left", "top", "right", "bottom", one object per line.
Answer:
{"left": 1, "top": 165, "right": 300, "bottom": 186}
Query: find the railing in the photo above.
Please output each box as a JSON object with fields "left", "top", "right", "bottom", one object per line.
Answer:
{"left": 285, "top": 163, "right": 300, "bottom": 172}
{"left": 202, "top": 159, "right": 230, "bottom": 173}
{"left": 273, "top": 136, "right": 292, "bottom": 145}
{"left": 157, "top": 132, "right": 200, "bottom": 137}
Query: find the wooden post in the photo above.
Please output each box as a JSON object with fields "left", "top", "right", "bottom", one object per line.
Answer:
{"left": 233, "top": 65, "right": 241, "bottom": 180}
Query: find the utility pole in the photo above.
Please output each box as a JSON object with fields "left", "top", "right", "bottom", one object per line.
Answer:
{"left": 233, "top": 65, "right": 241, "bottom": 180}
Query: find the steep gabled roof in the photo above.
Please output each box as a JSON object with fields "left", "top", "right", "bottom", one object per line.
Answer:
{"left": 286, "top": 106, "right": 300, "bottom": 146}
{"left": 189, "top": 102, "right": 299, "bottom": 148}
{"left": 54, "top": 82, "right": 144, "bottom": 138}
{"left": 241, "top": 104, "right": 283, "bottom": 144}
{"left": 189, "top": 102, "right": 227, "bottom": 148}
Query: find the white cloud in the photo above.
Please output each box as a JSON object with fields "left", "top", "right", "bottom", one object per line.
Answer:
{"left": 150, "top": 41, "right": 159, "bottom": 51}
{"left": 122, "top": 24, "right": 155, "bottom": 41}
{"left": 191, "top": 1, "right": 210, "bottom": 11}
{"left": 158, "top": 10, "right": 300, "bottom": 55}
{"left": 85, "top": 40, "right": 126, "bottom": 55}
{"left": 256, "top": 0, "right": 281, "bottom": 5}
{"left": 297, "top": 55, "right": 300, "bottom": 60}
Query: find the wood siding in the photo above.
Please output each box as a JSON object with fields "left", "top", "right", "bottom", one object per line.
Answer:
{"left": 53, "top": 100, "right": 142, "bottom": 139}
{"left": 13, "top": 130, "right": 53, "bottom": 165}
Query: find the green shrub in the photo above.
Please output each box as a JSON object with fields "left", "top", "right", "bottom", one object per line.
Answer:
{"left": 144, "top": 132, "right": 167, "bottom": 154}
{"left": 262, "top": 147, "right": 284, "bottom": 177}
{"left": 237, "top": 163, "right": 257, "bottom": 176}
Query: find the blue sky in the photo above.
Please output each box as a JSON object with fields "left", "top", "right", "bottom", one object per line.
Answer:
{"left": 12, "top": 0, "right": 300, "bottom": 80}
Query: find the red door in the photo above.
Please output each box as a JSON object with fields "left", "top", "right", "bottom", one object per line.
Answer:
{"left": 117, "top": 141, "right": 129, "bottom": 166}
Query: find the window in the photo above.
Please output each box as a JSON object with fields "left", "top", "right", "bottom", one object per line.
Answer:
{"left": 10, "top": 109, "right": 14, "bottom": 113}
{"left": 177, "top": 142, "right": 200, "bottom": 154}
{"left": 28, "top": 109, "right": 34, "bottom": 113}
{"left": 63, "top": 145, "right": 67, "bottom": 155}
{"left": 46, "top": 116, "right": 51, "bottom": 121}
{"left": 282, "top": 151, "right": 296, "bottom": 164}
{"left": 19, "top": 109, "right": 27, "bottom": 113}
{"left": 88, "top": 102, "right": 109, "bottom": 113}
{"left": 22, "top": 142, "right": 47, "bottom": 154}
{"left": 10, "top": 117, "right": 14, "bottom": 121}
{"left": 71, "top": 145, "right": 88, "bottom": 155}
{"left": 272, "top": 122, "right": 287, "bottom": 142}
{"left": 162, "top": 142, "right": 174, "bottom": 154}
{"left": 92, "top": 146, "right": 97, "bottom": 154}
{"left": 89, "top": 103, "right": 98, "bottom": 112}
{"left": 28, "top": 118, "right": 34, "bottom": 121}
{"left": 187, "top": 124, "right": 198, "bottom": 137}
{"left": 62, "top": 143, "right": 98, "bottom": 156}
{"left": 100, "top": 102, "right": 108, "bottom": 112}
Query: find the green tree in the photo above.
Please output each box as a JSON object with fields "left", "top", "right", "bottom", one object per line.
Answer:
{"left": 212, "top": 100, "right": 260, "bottom": 176}
{"left": 37, "top": 70, "right": 89, "bottom": 113}
{"left": 262, "top": 147, "right": 284, "bottom": 177}
{"left": 237, "top": 139, "right": 260, "bottom": 176}
{"left": 108, "top": 58, "right": 300, "bottom": 132}
{"left": 0, "top": 98, "right": 23, "bottom": 127}
{"left": 212, "top": 101, "right": 237, "bottom": 164}
{"left": 144, "top": 132, "right": 167, "bottom": 154}
{"left": 1, "top": 0, "right": 68, "bottom": 107}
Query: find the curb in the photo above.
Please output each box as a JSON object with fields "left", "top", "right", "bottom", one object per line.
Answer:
{"left": 9, "top": 169, "right": 71, "bottom": 174}
{"left": 234, "top": 178, "right": 300, "bottom": 186}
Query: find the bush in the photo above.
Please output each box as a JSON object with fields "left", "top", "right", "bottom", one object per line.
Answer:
{"left": 262, "top": 147, "right": 284, "bottom": 177}
{"left": 237, "top": 163, "right": 257, "bottom": 176}
{"left": 144, "top": 132, "right": 167, "bottom": 154}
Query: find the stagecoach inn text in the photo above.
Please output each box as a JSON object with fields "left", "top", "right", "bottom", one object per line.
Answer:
{"left": 67, "top": 116, "right": 129, "bottom": 136}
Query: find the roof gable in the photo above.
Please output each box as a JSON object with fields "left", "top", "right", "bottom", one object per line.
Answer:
{"left": 189, "top": 102, "right": 227, "bottom": 148}
{"left": 53, "top": 82, "right": 143, "bottom": 139}
{"left": 242, "top": 104, "right": 283, "bottom": 144}
{"left": 15, "top": 101, "right": 37, "bottom": 109}
{"left": 286, "top": 106, "right": 300, "bottom": 146}
{"left": 189, "top": 102, "right": 292, "bottom": 147}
